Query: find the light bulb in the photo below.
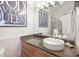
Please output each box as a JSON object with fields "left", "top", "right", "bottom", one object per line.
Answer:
{"left": 50, "top": 2, "right": 55, "bottom": 5}
{"left": 45, "top": 3, "right": 49, "bottom": 7}
{"left": 40, "top": 6, "right": 44, "bottom": 9}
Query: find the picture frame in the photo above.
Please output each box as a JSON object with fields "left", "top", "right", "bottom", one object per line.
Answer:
{"left": 0, "top": 1, "right": 27, "bottom": 27}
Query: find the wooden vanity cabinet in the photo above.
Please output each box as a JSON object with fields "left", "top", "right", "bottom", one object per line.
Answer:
{"left": 21, "top": 41, "right": 56, "bottom": 57}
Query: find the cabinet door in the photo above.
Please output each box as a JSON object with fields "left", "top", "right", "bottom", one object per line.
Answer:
{"left": 22, "top": 42, "right": 34, "bottom": 56}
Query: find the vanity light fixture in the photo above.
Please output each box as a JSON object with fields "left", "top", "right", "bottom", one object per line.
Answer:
{"left": 36, "top": 1, "right": 64, "bottom": 9}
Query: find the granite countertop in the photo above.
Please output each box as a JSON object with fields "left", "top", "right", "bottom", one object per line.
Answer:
{"left": 21, "top": 35, "right": 77, "bottom": 57}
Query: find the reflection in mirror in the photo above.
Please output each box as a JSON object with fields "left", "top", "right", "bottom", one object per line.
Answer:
{"left": 39, "top": 9, "right": 48, "bottom": 28}
{"left": 50, "top": 17, "right": 62, "bottom": 37}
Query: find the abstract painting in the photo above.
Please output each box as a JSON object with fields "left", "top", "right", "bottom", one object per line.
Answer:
{"left": 0, "top": 1, "right": 27, "bottom": 27}
{"left": 39, "top": 10, "right": 48, "bottom": 28}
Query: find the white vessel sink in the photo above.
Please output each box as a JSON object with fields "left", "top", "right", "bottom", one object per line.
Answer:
{"left": 43, "top": 38, "right": 65, "bottom": 51}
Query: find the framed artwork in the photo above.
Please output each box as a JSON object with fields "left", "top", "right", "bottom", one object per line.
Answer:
{"left": 39, "top": 9, "right": 48, "bottom": 28}
{"left": 0, "top": 1, "right": 27, "bottom": 27}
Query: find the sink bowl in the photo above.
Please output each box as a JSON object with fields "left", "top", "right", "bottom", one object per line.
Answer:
{"left": 43, "top": 38, "right": 65, "bottom": 51}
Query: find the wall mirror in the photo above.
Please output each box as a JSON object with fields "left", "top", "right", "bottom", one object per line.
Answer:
{"left": 33, "top": 1, "right": 76, "bottom": 41}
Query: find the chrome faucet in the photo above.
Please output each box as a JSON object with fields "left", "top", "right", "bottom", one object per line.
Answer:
{"left": 50, "top": 33, "right": 56, "bottom": 38}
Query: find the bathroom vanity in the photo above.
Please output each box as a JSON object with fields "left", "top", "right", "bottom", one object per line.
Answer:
{"left": 21, "top": 34, "right": 77, "bottom": 57}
